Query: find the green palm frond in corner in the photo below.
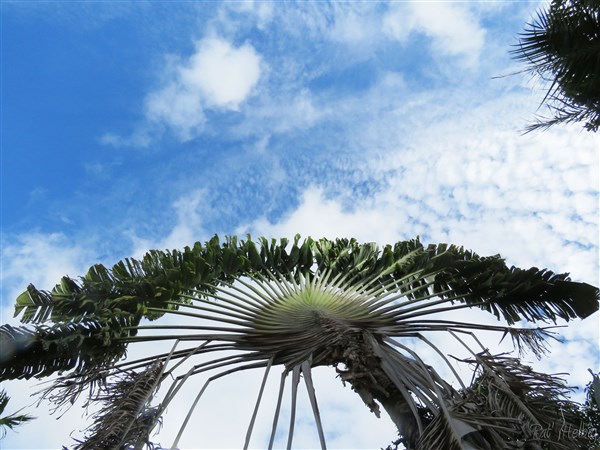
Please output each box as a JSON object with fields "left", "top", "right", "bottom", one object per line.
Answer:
{"left": 512, "top": 0, "right": 600, "bottom": 132}
{"left": 0, "top": 389, "right": 34, "bottom": 439}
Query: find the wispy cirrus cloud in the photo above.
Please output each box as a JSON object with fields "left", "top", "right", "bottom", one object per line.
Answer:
{"left": 99, "top": 1, "right": 508, "bottom": 148}
{"left": 127, "top": 189, "right": 211, "bottom": 257}
{"left": 237, "top": 89, "right": 599, "bottom": 285}
{"left": 1, "top": 232, "right": 96, "bottom": 314}
{"left": 383, "top": 2, "right": 486, "bottom": 68}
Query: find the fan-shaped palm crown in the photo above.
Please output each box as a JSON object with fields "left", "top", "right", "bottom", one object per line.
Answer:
{"left": 1, "top": 236, "right": 598, "bottom": 449}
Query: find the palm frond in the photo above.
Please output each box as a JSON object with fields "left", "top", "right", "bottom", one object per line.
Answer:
{"left": 512, "top": 0, "right": 600, "bottom": 131}
{"left": 456, "top": 352, "right": 592, "bottom": 450}
{"left": 72, "top": 362, "right": 164, "bottom": 450}
{"left": 0, "top": 319, "right": 131, "bottom": 381}
{"left": 0, "top": 389, "right": 35, "bottom": 439}
{"left": 499, "top": 326, "right": 561, "bottom": 358}
{"left": 14, "top": 237, "right": 598, "bottom": 329}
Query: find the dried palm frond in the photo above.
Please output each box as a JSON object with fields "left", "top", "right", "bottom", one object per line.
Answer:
{"left": 73, "top": 361, "right": 164, "bottom": 450}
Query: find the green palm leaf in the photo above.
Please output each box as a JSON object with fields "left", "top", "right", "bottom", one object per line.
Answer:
{"left": 0, "top": 316, "right": 133, "bottom": 380}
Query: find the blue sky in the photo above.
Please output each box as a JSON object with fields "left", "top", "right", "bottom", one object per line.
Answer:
{"left": 1, "top": 1, "right": 599, "bottom": 449}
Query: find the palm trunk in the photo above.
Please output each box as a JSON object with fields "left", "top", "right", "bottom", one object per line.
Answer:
{"left": 317, "top": 322, "right": 422, "bottom": 449}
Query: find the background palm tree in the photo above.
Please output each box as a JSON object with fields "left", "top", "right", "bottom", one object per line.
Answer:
{"left": 0, "top": 389, "right": 34, "bottom": 439}
{"left": 513, "top": 0, "right": 600, "bottom": 132}
{"left": 1, "top": 236, "right": 598, "bottom": 449}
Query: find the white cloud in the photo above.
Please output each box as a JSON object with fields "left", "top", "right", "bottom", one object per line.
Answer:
{"left": 225, "top": 0, "right": 275, "bottom": 30}
{"left": 180, "top": 37, "right": 261, "bottom": 110}
{"left": 129, "top": 189, "right": 209, "bottom": 257}
{"left": 100, "top": 129, "right": 153, "bottom": 148}
{"left": 382, "top": 4, "right": 416, "bottom": 43}
{"left": 1, "top": 233, "right": 95, "bottom": 322}
{"left": 243, "top": 88, "right": 325, "bottom": 135}
{"left": 238, "top": 186, "right": 403, "bottom": 245}
{"left": 240, "top": 121, "right": 598, "bottom": 284}
{"left": 140, "top": 36, "right": 262, "bottom": 142}
{"left": 330, "top": 8, "right": 373, "bottom": 44}
{"left": 145, "top": 83, "right": 206, "bottom": 142}
{"left": 101, "top": 3, "right": 497, "bottom": 148}
{"left": 383, "top": 2, "right": 485, "bottom": 67}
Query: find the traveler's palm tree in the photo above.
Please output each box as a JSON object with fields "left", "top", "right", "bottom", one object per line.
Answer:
{"left": 1, "top": 236, "right": 598, "bottom": 449}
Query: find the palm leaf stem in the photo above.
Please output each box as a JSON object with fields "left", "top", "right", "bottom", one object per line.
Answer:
{"left": 338, "top": 270, "right": 432, "bottom": 304}
{"left": 224, "top": 277, "right": 284, "bottom": 309}
{"left": 395, "top": 300, "right": 488, "bottom": 321}
{"left": 410, "top": 321, "right": 558, "bottom": 356}
{"left": 205, "top": 281, "right": 277, "bottom": 309}
{"left": 365, "top": 287, "right": 453, "bottom": 316}
{"left": 125, "top": 324, "right": 244, "bottom": 334}
{"left": 357, "top": 269, "right": 437, "bottom": 301}
{"left": 114, "top": 342, "right": 202, "bottom": 436}
{"left": 365, "top": 280, "right": 452, "bottom": 307}
{"left": 385, "top": 338, "right": 456, "bottom": 398}
{"left": 348, "top": 250, "right": 433, "bottom": 291}
{"left": 177, "top": 353, "right": 262, "bottom": 380}
{"left": 448, "top": 329, "right": 490, "bottom": 355}
{"left": 409, "top": 333, "right": 466, "bottom": 390}
{"left": 145, "top": 307, "right": 250, "bottom": 327}
{"left": 111, "top": 341, "right": 212, "bottom": 371}
{"left": 366, "top": 337, "right": 425, "bottom": 436}
{"left": 379, "top": 343, "right": 444, "bottom": 411}
{"left": 286, "top": 365, "right": 302, "bottom": 450}
{"left": 170, "top": 377, "right": 211, "bottom": 449}
{"left": 243, "top": 356, "right": 274, "bottom": 450}
{"left": 114, "top": 342, "right": 236, "bottom": 374}
{"left": 401, "top": 348, "right": 468, "bottom": 450}
{"left": 163, "top": 300, "right": 257, "bottom": 322}
{"left": 394, "top": 321, "right": 554, "bottom": 347}
{"left": 301, "top": 360, "right": 327, "bottom": 450}
{"left": 268, "top": 370, "right": 288, "bottom": 450}
{"left": 119, "top": 333, "right": 238, "bottom": 344}
{"left": 170, "top": 360, "right": 271, "bottom": 449}
{"left": 153, "top": 347, "right": 221, "bottom": 408}
{"left": 164, "top": 341, "right": 210, "bottom": 374}
{"left": 248, "top": 272, "right": 299, "bottom": 302}
{"left": 182, "top": 292, "right": 263, "bottom": 317}
{"left": 406, "top": 320, "right": 558, "bottom": 334}
{"left": 392, "top": 293, "right": 477, "bottom": 317}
